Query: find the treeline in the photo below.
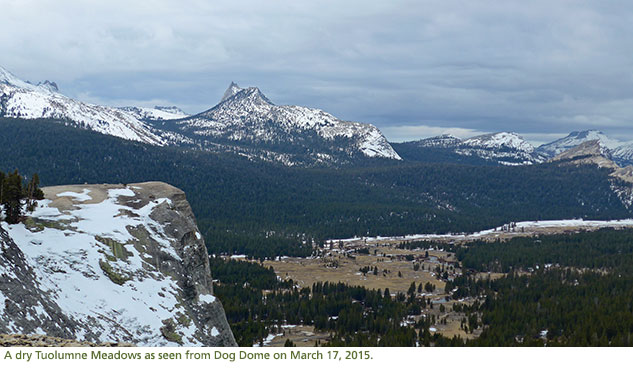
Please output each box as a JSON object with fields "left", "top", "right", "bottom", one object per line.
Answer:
{"left": 209, "top": 257, "right": 293, "bottom": 290}
{"left": 397, "top": 240, "right": 456, "bottom": 252}
{"left": 0, "top": 169, "right": 43, "bottom": 224}
{"left": 455, "top": 228, "right": 633, "bottom": 272}
{"left": 205, "top": 230, "right": 314, "bottom": 259}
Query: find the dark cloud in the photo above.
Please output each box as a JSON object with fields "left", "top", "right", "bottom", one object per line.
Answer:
{"left": 2, "top": 1, "right": 633, "bottom": 142}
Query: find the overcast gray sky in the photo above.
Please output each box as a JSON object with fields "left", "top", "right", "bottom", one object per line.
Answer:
{"left": 2, "top": 0, "right": 633, "bottom": 145}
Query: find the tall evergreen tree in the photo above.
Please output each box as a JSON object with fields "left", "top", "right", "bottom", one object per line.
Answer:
{"left": 3, "top": 170, "right": 23, "bottom": 224}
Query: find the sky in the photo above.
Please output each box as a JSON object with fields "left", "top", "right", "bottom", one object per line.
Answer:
{"left": 2, "top": 1, "right": 633, "bottom": 145}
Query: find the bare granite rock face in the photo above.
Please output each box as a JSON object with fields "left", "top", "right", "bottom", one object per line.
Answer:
{"left": 0, "top": 181, "right": 236, "bottom": 346}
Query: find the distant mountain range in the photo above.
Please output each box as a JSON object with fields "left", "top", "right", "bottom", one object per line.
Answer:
{"left": 3, "top": 65, "right": 633, "bottom": 168}
{"left": 0, "top": 67, "right": 399, "bottom": 166}
{"left": 0, "top": 66, "right": 166, "bottom": 146}
{"left": 395, "top": 130, "right": 633, "bottom": 167}
{"left": 118, "top": 105, "right": 189, "bottom": 121}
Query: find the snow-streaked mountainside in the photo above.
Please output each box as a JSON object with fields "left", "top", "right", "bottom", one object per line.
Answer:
{"left": 398, "top": 129, "right": 633, "bottom": 167}
{"left": 612, "top": 143, "right": 633, "bottom": 165}
{"left": 174, "top": 83, "right": 401, "bottom": 164}
{"left": 456, "top": 132, "right": 545, "bottom": 165}
{"left": 462, "top": 132, "right": 536, "bottom": 153}
{"left": 0, "top": 66, "right": 166, "bottom": 146}
{"left": 536, "top": 130, "right": 623, "bottom": 158}
{"left": 401, "top": 132, "right": 544, "bottom": 165}
{"left": 118, "top": 106, "right": 188, "bottom": 121}
{"left": 533, "top": 130, "right": 633, "bottom": 167}
{"left": 0, "top": 182, "right": 236, "bottom": 346}
{"left": 412, "top": 134, "right": 461, "bottom": 148}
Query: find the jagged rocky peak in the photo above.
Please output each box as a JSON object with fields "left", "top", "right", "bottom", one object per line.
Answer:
{"left": 0, "top": 67, "right": 58, "bottom": 93}
{"left": 179, "top": 83, "right": 401, "bottom": 162}
{"left": 222, "top": 85, "right": 273, "bottom": 106}
{"left": 0, "top": 182, "right": 236, "bottom": 346}
{"left": 220, "top": 81, "right": 243, "bottom": 103}
{"left": 211, "top": 83, "right": 274, "bottom": 113}
{"left": 37, "top": 80, "right": 59, "bottom": 92}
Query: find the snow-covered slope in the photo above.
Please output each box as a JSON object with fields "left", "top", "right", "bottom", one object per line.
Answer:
{"left": 396, "top": 132, "right": 544, "bottom": 165}
{"left": 413, "top": 134, "right": 461, "bottom": 148}
{"left": 534, "top": 130, "right": 633, "bottom": 167}
{"left": 175, "top": 83, "right": 401, "bottom": 164}
{"left": 456, "top": 132, "right": 544, "bottom": 165}
{"left": 537, "top": 130, "right": 622, "bottom": 158}
{"left": 0, "top": 66, "right": 165, "bottom": 146}
{"left": 119, "top": 106, "right": 188, "bottom": 121}
{"left": 0, "top": 182, "right": 235, "bottom": 346}
{"left": 462, "top": 132, "right": 535, "bottom": 152}
{"left": 611, "top": 143, "right": 633, "bottom": 166}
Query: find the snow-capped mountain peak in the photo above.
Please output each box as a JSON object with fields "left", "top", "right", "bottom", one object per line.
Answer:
{"left": 414, "top": 134, "right": 462, "bottom": 148}
{"left": 0, "top": 66, "right": 38, "bottom": 90}
{"left": 119, "top": 105, "right": 189, "bottom": 121}
{"left": 463, "top": 132, "right": 535, "bottom": 153}
{"left": 154, "top": 105, "right": 187, "bottom": 116}
{"left": 220, "top": 81, "right": 243, "bottom": 103}
{"left": 178, "top": 83, "right": 401, "bottom": 163}
{"left": 0, "top": 65, "right": 166, "bottom": 146}
{"left": 36, "top": 80, "right": 59, "bottom": 92}
{"left": 536, "top": 130, "right": 622, "bottom": 158}
{"left": 224, "top": 85, "right": 273, "bottom": 106}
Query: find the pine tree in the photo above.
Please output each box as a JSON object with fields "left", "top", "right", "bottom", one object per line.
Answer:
{"left": 25, "top": 173, "right": 43, "bottom": 211}
{"left": 3, "top": 170, "right": 23, "bottom": 224}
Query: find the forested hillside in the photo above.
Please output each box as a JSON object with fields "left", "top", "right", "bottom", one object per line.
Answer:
{"left": 1, "top": 118, "right": 630, "bottom": 258}
{"left": 448, "top": 228, "right": 633, "bottom": 346}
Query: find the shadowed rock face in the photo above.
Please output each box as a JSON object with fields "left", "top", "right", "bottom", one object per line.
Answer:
{"left": 0, "top": 181, "right": 236, "bottom": 347}
{"left": 0, "top": 226, "right": 82, "bottom": 339}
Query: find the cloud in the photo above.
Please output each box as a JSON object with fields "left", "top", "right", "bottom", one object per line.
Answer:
{"left": 2, "top": 1, "right": 633, "bottom": 139}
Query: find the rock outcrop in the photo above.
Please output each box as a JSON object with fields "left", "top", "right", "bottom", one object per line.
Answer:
{"left": 551, "top": 140, "right": 633, "bottom": 208}
{"left": 551, "top": 140, "right": 618, "bottom": 169}
{"left": 0, "top": 181, "right": 236, "bottom": 346}
{"left": 0, "top": 333, "right": 134, "bottom": 347}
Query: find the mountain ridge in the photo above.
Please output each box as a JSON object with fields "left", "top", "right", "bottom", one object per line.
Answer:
{"left": 0, "top": 66, "right": 166, "bottom": 146}
{"left": 171, "top": 82, "right": 401, "bottom": 165}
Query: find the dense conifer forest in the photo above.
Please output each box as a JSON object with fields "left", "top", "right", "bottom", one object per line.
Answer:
{"left": 4, "top": 118, "right": 633, "bottom": 346}
{"left": 0, "top": 118, "right": 630, "bottom": 259}
{"left": 212, "top": 229, "right": 633, "bottom": 346}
